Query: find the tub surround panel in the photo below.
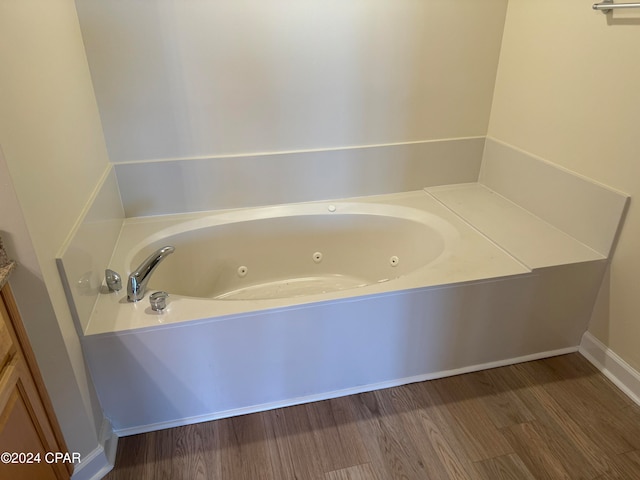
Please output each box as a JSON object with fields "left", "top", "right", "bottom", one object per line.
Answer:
{"left": 480, "top": 138, "right": 629, "bottom": 257}
{"left": 115, "top": 138, "right": 484, "bottom": 217}
{"left": 56, "top": 167, "right": 124, "bottom": 333}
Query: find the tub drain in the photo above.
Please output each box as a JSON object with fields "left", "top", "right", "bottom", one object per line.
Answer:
{"left": 237, "top": 266, "right": 248, "bottom": 277}
{"left": 313, "top": 252, "right": 323, "bottom": 263}
{"left": 389, "top": 256, "right": 399, "bottom": 267}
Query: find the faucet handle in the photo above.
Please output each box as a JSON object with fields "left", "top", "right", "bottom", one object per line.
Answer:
{"left": 105, "top": 269, "right": 122, "bottom": 292}
{"left": 149, "top": 291, "right": 169, "bottom": 312}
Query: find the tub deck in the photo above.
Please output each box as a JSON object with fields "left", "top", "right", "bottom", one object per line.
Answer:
{"left": 427, "top": 183, "right": 605, "bottom": 268}
{"left": 85, "top": 188, "right": 560, "bottom": 335}
{"left": 86, "top": 186, "right": 607, "bottom": 336}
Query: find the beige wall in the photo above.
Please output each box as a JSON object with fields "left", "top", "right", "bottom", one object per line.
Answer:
{"left": 76, "top": 0, "right": 508, "bottom": 162}
{"left": 488, "top": 1, "right": 640, "bottom": 371}
{"left": 0, "top": 0, "right": 111, "bottom": 458}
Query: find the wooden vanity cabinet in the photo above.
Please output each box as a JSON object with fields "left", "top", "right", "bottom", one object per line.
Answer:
{"left": 0, "top": 284, "right": 71, "bottom": 480}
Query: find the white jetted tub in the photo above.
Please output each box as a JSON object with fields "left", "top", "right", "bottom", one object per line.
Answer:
{"left": 81, "top": 190, "right": 608, "bottom": 434}
{"left": 128, "top": 202, "right": 459, "bottom": 301}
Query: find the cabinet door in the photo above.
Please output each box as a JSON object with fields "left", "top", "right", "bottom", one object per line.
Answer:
{"left": 0, "top": 357, "right": 62, "bottom": 480}
{"left": 0, "top": 287, "right": 70, "bottom": 480}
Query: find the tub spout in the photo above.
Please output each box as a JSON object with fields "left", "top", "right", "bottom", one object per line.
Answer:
{"left": 127, "top": 246, "right": 175, "bottom": 302}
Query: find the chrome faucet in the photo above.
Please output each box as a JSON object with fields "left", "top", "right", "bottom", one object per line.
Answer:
{"left": 127, "top": 246, "right": 175, "bottom": 302}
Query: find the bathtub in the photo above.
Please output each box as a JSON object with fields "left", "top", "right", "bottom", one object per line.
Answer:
{"left": 129, "top": 202, "right": 459, "bottom": 300}
{"left": 82, "top": 190, "right": 608, "bottom": 434}
{"left": 88, "top": 191, "right": 530, "bottom": 334}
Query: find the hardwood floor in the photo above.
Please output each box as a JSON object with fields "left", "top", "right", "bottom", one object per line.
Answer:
{"left": 104, "top": 353, "right": 640, "bottom": 479}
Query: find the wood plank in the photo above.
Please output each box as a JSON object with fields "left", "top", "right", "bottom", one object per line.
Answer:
{"left": 224, "top": 412, "right": 283, "bottom": 480}
{"left": 169, "top": 424, "right": 208, "bottom": 480}
{"left": 256, "top": 410, "right": 291, "bottom": 479}
{"left": 359, "top": 389, "right": 432, "bottom": 479}
{"left": 405, "top": 380, "right": 482, "bottom": 479}
{"left": 625, "top": 450, "right": 640, "bottom": 466}
{"left": 431, "top": 373, "right": 513, "bottom": 461}
{"left": 544, "top": 354, "right": 634, "bottom": 410}
{"left": 263, "top": 404, "right": 325, "bottom": 480}
{"left": 305, "top": 397, "right": 370, "bottom": 472}
{"left": 207, "top": 416, "right": 243, "bottom": 480}
{"left": 377, "top": 385, "right": 475, "bottom": 479}
{"left": 345, "top": 388, "right": 463, "bottom": 479}
{"left": 335, "top": 392, "right": 395, "bottom": 479}
{"left": 465, "top": 367, "right": 536, "bottom": 428}
{"left": 591, "top": 450, "right": 640, "bottom": 479}
{"left": 109, "top": 433, "right": 156, "bottom": 480}
{"left": 507, "top": 362, "right": 617, "bottom": 478}
{"left": 500, "top": 422, "right": 572, "bottom": 480}
{"left": 514, "top": 360, "right": 639, "bottom": 454}
{"left": 614, "top": 450, "right": 640, "bottom": 478}
{"left": 325, "top": 463, "right": 382, "bottom": 480}
{"left": 473, "top": 453, "right": 537, "bottom": 480}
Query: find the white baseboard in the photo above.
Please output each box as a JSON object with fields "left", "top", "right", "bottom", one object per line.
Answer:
{"left": 70, "top": 446, "right": 111, "bottom": 480}
{"left": 579, "top": 331, "right": 640, "bottom": 407}
{"left": 71, "top": 420, "right": 118, "bottom": 480}
{"left": 115, "top": 346, "right": 577, "bottom": 436}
